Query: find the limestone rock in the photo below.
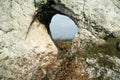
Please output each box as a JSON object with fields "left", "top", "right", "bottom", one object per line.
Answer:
{"left": 0, "top": 0, "right": 57, "bottom": 79}
{"left": 85, "top": 54, "right": 120, "bottom": 80}
{"left": 52, "top": 0, "right": 120, "bottom": 48}
{"left": 0, "top": 0, "right": 120, "bottom": 79}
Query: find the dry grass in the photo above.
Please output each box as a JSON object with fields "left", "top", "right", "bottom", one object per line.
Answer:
{"left": 33, "top": 39, "right": 88, "bottom": 80}
{"left": 33, "top": 37, "right": 120, "bottom": 80}
{"left": 83, "top": 37, "right": 120, "bottom": 58}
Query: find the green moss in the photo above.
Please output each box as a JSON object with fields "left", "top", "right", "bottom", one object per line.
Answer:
{"left": 54, "top": 37, "right": 119, "bottom": 79}
{"left": 92, "top": 76, "right": 111, "bottom": 80}
{"left": 98, "top": 56, "right": 116, "bottom": 69}
{"left": 42, "top": 75, "right": 49, "bottom": 80}
{"left": 78, "top": 37, "right": 120, "bottom": 69}
{"left": 83, "top": 37, "right": 120, "bottom": 58}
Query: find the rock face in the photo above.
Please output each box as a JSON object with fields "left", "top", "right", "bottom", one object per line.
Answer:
{"left": 0, "top": 0, "right": 120, "bottom": 79}
{"left": 0, "top": 0, "right": 57, "bottom": 79}
{"left": 52, "top": 0, "right": 120, "bottom": 48}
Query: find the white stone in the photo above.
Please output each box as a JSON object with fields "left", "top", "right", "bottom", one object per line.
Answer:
{"left": 0, "top": 0, "right": 120, "bottom": 79}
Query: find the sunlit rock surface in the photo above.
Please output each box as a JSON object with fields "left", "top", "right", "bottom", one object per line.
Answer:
{"left": 0, "top": 0, "right": 57, "bottom": 79}
{"left": 0, "top": 0, "right": 120, "bottom": 79}
{"left": 53, "top": 0, "right": 120, "bottom": 48}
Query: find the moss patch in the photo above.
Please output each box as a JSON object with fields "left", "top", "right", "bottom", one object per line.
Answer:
{"left": 83, "top": 37, "right": 120, "bottom": 58}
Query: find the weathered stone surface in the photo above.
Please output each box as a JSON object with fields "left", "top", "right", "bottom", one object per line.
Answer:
{"left": 52, "top": 0, "right": 120, "bottom": 48}
{"left": 85, "top": 54, "right": 120, "bottom": 80}
{"left": 0, "top": 0, "right": 120, "bottom": 79}
{"left": 0, "top": 0, "right": 57, "bottom": 79}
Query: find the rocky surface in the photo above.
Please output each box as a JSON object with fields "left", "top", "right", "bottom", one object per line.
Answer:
{"left": 0, "top": 0, "right": 120, "bottom": 79}
{"left": 0, "top": 0, "right": 57, "bottom": 79}
{"left": 52, "top": 0, "right": 120, "bottom": 48}
{"left": 84, "top": 54, "right": 120, "bottom": 80}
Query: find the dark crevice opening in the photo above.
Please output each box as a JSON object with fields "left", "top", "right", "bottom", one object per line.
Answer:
{"left": 29, "top": 0, "right": 65, "bottom": 39}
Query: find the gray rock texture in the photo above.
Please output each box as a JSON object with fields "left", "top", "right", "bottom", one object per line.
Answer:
{"left": 52, "top": 0, "right": 120, "bottom": 48}
{"left": 0, "top": 0, "right": 120, "bottom": 79}
{"left": 0, "top": 0, "right": 57, "bottom": 79}
{"left": 85, "top": 54, "right": 120, "bottom": 80}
